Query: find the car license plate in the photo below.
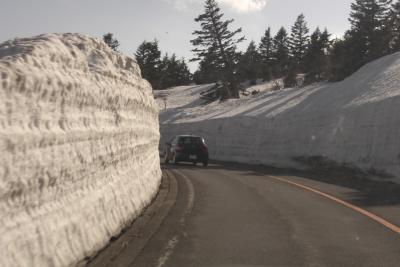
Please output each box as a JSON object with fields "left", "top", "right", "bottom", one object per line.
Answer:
{"left": 189, "top": 155, "right": 197, "bottom": 160}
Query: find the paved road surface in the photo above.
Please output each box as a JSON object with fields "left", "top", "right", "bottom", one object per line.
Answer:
{"left": 134, "top": 162, "right": 400, "bottom": 266}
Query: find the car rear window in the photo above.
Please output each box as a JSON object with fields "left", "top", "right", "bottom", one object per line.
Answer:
{"left": 178, "top": 137, "right": 202, "bottom": 145}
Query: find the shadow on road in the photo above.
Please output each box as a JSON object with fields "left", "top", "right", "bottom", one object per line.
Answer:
{"left": 163, "top": 160, "right": 400, "bottom": 208}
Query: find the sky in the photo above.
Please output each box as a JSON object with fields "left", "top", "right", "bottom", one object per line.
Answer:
{"left": 0, "top": 0, "right": 353, "bottom": 71}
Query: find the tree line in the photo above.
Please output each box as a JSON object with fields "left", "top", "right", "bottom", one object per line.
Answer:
{"left": 103, "top": 0, "right": 400, "bottom": 99}
{"left": 330, "top": 0, "right": 400, "bottom": 81}
{"left": 135, "top": 40, "right": 192, "bottom": 90}
{"left": 102, "top": 33, "right": 192, "bottom": 90}
{"left": 191, "top": 0, "right": 400, "bottom": 99}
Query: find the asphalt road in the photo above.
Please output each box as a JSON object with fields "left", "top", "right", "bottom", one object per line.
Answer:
{"left": 132, "top": 162, "right": 400, "bottom": 267}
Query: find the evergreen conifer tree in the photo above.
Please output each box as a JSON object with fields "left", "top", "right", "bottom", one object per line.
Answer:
{"left": 288, "top": 14, "right": 310, "bottom": 72}
{"left": 158, "top": 54, "right": 170, "bottom": 89}
{"left": 272, "top": 27, "right": 290, "bottom": 78}
{"left": 163, "top": 54, "right": 180, "bottom": 88}
{"left": 389, "top": 0, "right": 400, "bottom": 51}
{"left": 284, "top": 66, "right": 298, "bottom": 88}
{"left": 135, "top": 40, "right": 162, "bottom": 89}
{"left": 191, "top": 0, "right": 245, "bottom": 99}
{"left": 238, "top": 41, "right": 261, "bottom": 83}
{"left": 177, "top": 58, "right": 192, "bottom": 85}
{"left": 348, "top": 0, "right": 392, "bottom": 63}
{"left": 154, "top": 54, "right": 192, "bottom": 89}
{"left": 103, "top": 33, "right": 120, "bottom": 51}
{"left": 304, "top": 28, "right": 331, "bottom": 83}
{"left": 259, "top": 27, "right": 274, "bottom": 81}
{"left": 193, "top": 53, "right": 221, "bottom": 84}
{"left": 328, "top": 35, "right": 359, "bottom": 81}
{"left": 329, "top": 0, "right": 393, "bottom": 81}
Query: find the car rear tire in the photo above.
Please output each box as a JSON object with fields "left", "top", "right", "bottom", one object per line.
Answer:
{"left": 173, "top": 154, "right": 178, "bottom": 164}
{"left": 164, "top": 152, "right": 169, "bottom": 164}
{"left": 202, "top": 161, "right": 208, "bottom": 167}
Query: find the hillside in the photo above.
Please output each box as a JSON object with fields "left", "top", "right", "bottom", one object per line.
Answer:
{"left": 157, "top": 53, "right": 400, "bottom": 183}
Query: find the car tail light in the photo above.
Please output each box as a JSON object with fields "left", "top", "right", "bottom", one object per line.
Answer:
{"left": 201, "top": 143, "right": 208, "bottom": 151}
{"left": 175, "top": 145, "right": 184, "bottom": 152}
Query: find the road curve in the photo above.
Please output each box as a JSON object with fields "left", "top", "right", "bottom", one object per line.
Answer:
{"left": 133, "top": 162, "right": 400, "bottom": 267}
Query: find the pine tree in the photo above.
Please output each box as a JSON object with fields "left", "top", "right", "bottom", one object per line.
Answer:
{"left": 284, "top": 66, "right": 298, "bottom": 88}
{"left": 328, "top": 0, "right": 393, "bottom": 81}
{"left": 177, "top": 58, "right": 192, "bottom": 85}
{"left": 165, "top": 55, "right": 192, "bottom": 88}
{"left": 304, "top": 28, "right": 331, "bottom": 83}
{"left": 328, "top": 35, "right": 359, "bottom": 81}
{"left": 238, "top": 41, "right": 261, "bottom": 83}
{"left": 259, "top": 27, "right": 274, "bottom": 81}
{"left": 389, "top": 0, "right": 400, "bottom": 51}
{"left": 135, "top": 40, "right": 162, "bottom": 89}
{"left": 158, "top": 54, "right": 170, "bottom": 89}
{"left": 103, "top": 33, "right": 120, "bottom": 51}
{"left": 153, "top": 53, "right": 192, "bottom": 89}
{"left": 163, "top": 54, "right": 180, "bottom": 89}
{"left": 272, "top": 27, "right": 290, "bottom": 78}
{"left": 288, "top": 14, "right": 310, "bottom": 72}
{"left": 193, "top": 53, "right": 221, "bottom": 84}
{"left": 191, "top": 0, "right": 245, "bottom": 99}
{"left": 348, "top": 0, "right": 393, "bottom": 63}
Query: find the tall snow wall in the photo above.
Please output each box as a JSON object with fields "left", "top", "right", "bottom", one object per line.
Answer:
{"left": 159, "top": 53, "right": 400, "bottom": 183}
{"left": 0, "top": 34, "right": 161, "bottom": 266}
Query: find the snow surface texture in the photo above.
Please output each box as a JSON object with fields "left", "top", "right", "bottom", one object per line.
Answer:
{"left": 0, "top": 34, "right": 161, "bottom": 266}
{"left": 157, "top": 53, "right": 400, "bottom": 182}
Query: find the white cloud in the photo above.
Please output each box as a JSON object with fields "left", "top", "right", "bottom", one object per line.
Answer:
{"left": 219, "top": 0, "right": 267, "bottom": 13}
{"left": 164, "top": 0, "right": 267, "bottom": 13}
{"left": 165, "top": 0, "right": 198, "bottom": 11}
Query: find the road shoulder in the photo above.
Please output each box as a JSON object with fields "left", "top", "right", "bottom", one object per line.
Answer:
{"left": 85, "top": 168, "right": 178, "bottom": 267}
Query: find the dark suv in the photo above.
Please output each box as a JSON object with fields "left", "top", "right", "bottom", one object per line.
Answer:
{"left": 164, "top": 135, "right": 209, "bottom": 166}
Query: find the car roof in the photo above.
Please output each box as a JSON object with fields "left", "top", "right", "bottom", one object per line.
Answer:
{"left": 176, "top": 135, "right": 201, "bottom": 138}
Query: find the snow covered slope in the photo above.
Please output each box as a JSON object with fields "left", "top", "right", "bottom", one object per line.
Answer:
{"left": 0, "top": 34, "right": 161, "bottom": 266}
{"left": 158, "top": 53, "right": 400, "bottom": 182}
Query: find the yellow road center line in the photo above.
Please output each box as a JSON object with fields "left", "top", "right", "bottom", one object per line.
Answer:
{"left": 268, "top": 175, "right": 400, "bottom": 235}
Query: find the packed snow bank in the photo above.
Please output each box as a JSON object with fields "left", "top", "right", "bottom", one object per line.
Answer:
{"left": 0, "top": 34, "right": 161, "bottom": 266}
{"left": 158, "top": 53, "right": 400, "bottom": 182}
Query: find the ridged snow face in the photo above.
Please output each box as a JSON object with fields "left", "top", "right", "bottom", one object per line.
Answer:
{"left": 0, "top": 33, "right": 161, "bottom": 267}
